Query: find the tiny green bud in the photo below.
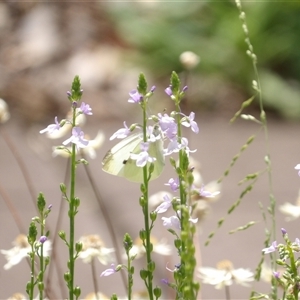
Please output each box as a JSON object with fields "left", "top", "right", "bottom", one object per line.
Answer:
{"left": 74, "top": 286, "right": 81, "bottom": 298}
{"left": 137, "top": 73, "right": 147, "bottom": 95}
{"left": 78, "top": 158, "right": 88, "bottom": 165}
{"left": 123, "top": 233, "right": 133, "bottom": 250}
{"left": 60, "top": 183, "right": 67, "bottom": 194}
{"left": 37, "top": 192, "right": 46, "bottom": 213}
{"left": 115, "top": 264, "right": 123, "bottom": 272}
{"left": 26, "top": 281, "right": 32, "bottom": 294}
{"left": 45, "top": 256, "right": 50, "bottom": 266}
{"left": 28, "top": 221, "right": 37, "bottom": 244}
{"left": 74, "top": 197, "right": 80, "bottom": 208}
{"left": 139, "top": 230, "right": 146, "bottom": 241}
{"left": 150, "top": 211, "right": 157, "bottom": 222}
{"left": 75, "top": 241, "right": 83, "bottom": 253}
{"left": 140, "top": 184, "right": 146, "bottom": 194}
{"left": 154, "top": 287, "right": 162, "bottom": 298}
{"left": 38, "top": 281, "right": 44, "bottom": 292}
{"left": 174, "top": 239, "right": 182, "bottom": 249}
{"left": 169, "top": 157, "right": 176, "bottom": 169}
{"left": 148, "top": 261, "right": 155, "bottom": 272}
{"left": 140, "top": 269, "right": 149, "bottom": 280}
{"left": 58, "top": 230, "right": 66, "bottom": 241}
{"left": 64, "top": 272, "right": 71, "bottom": 282}
{"left": 139, "top": 196, "right": 146, "bottom": 207}
{"left": 111, "top": 294, "right": 118, "bottom": 300}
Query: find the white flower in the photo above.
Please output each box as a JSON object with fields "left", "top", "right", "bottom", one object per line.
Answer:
{"left": 45, "top": 110, "right": 86, "bottom": 139}
{"left": 149, "top": 191, "right": 172, "bottom": 211}
{"left": 7, "top": 293, "right": 27, "bottom": 300}
{"left": 279, "top": 201, "right": 300, "bottom": 221}
{"left": 127, "top": 236, "right": 172, "bottom": 259}
{"left": 198, "top": 260, "right": 254, "bottom": 289}
{"left": 84, "top": 292, "right": 109, "bottom": 300}
{"left": 78, "top": 235, "right": 114, "bottom": 265}
{"left": 1, "top": 234, "right": 51, "bottom": 270}
{"left": 179, "top": 51, "right": 200, "bottom": 70}
{"left": 0, "top": 98, "right": 10, "bottom": 123}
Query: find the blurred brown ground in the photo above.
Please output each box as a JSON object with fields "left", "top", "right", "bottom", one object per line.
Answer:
{"left": 0, "top": 2, "right": 300, "bottom": 300}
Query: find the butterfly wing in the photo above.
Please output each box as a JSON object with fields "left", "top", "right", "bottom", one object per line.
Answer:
{"left": 102, "top": 129, "right": 165, "bottom": 182}
{"left": 102, "top": 133, "right": 142, "bottom": 178}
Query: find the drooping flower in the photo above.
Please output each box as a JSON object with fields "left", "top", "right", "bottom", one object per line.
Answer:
{"left": 162, "top": 215, "right": 181, "bottom": 230}
{"left": 196, "top": 185, "right": 220, "bottom": 198}
{"left": 128, "top": 90, "right": 143, "bottom": 104}
{"left": 110, "top": 121, "right": 131, "bottom": 140}
{"left": 165, "top": 177, "right": 180, "bottom": 192}
{"left": 158, "top": 113, "right": 177, "bottom": 140}
{"left": 181, "top": 112, "right": 199, "bottom": 134}
{"left": 100, "top": 264, "right": 117, "bottom": 277}
{"left": 262, "top": 241, "right": 277, "bottom": 254}
{"left": 198, "top": 260, "right": 254, "bottom": 289}
{"left": 149, "top": 191, "right": 173, "bottom": 211}
{"left": 126, "top": 236, "right": 172, "bottom": 259}
{"left": 62, "top": 127, "right": 89, "bottom": 148}
{"left": 130, "top": 142, "right": 156, "bottom": 167}
{"left": 154, "top": 194, "right": 173, "bottom": 214}
{"left": 79, "top": 102, "right": 93, "bottom": 115}
{"left": 39, "top": 116, "right": 61, "bottom": 135}
{"left": 164, "top": 86, "right": 173, "bottom": 97}
{"left": 52, "top": 131, "right": 104, "bottom": 159}
{"left": 78, "top": 235, "right": 114, "bottom": 265}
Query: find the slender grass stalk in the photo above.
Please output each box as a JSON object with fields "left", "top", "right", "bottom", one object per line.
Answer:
{"left": 46, "top": 159, "right": 70, "bottom": 299}
{"left": 82, "top": 155, "right": 128, "bottom": 293}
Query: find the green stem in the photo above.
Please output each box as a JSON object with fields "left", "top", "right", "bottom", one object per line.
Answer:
{"left": 68, "top": 141, "right": 76, "bottom": 300}
{"left": 142, "top": 105, "right": 153, "bottom": 300}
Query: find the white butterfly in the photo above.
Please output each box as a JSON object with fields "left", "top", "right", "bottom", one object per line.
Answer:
{"left": 102, "top": 128, "right": 165, "bottom": 182}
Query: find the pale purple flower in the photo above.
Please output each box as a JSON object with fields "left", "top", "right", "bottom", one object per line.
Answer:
{"left": 130, "top": 142, "right": 156, "bottom": 167}
{"left": 162, "top": 215, "right": 181, "bottom": 230}
{"left": 273, "top": 271, "right": 280, "bottom": 279}
{"left": 164, "top": 137, "right": 196, "bottom": 156}
{"left": 158, "top": 113, "right": 177, "bottom": 140}
{"left": 110, "top": 122, "right": 131, "bottom": 140}
{"left": 262, "top": 241, "right": 277, "bottom": 254}
{"left": 165, "top": 178, "right": 180, "bottom": 192}
{"left": 155, "top": 194, "right": 172, "bottom": 214}
{"left": 147, "top": 125, "right": 161, "bottom": 142}
{"left": 281, "top": 228, "right": 287, "bottom": 235}
{"left": 100, "top": 264, "right": 116, "bottom": 277}
{"left": 128, "top": 90, "right": 143, "bottom": 104}
{"left": 295, "top": 164, "right": 300, "bottom": 176}
{"left": 181, "top": 112, "right": 199, "bottom": 134}
{"left": 165, "top": 86, "right": 173, "bottom": 97}
{"left": 79, "top": 102, "right": 93, "bottom": 115}
{"left": 197, "top": 185, "right": 220, "bottom": 198}
{"left": 62, "top": 127, "right": 89, "bottom": 148}
{"left": 150, "top": 86, "right": 156, "bottom": 92}
{"left": 40, "top": 117, "right": 61, "bottom": 134}
{"left": 39, "top": 236, "right": 47, "bottom": 244}
{"left": 294, "top": 238, "right": 300, "bottom": 247}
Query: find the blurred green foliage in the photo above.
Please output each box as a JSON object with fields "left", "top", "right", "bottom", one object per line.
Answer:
{"left": 104, "top": 1, "right": 300, "bottom": 120}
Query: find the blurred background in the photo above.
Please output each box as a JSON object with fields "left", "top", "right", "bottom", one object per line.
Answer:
{"left": 0, "top": 1, "right": 300, "bottom": 299}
